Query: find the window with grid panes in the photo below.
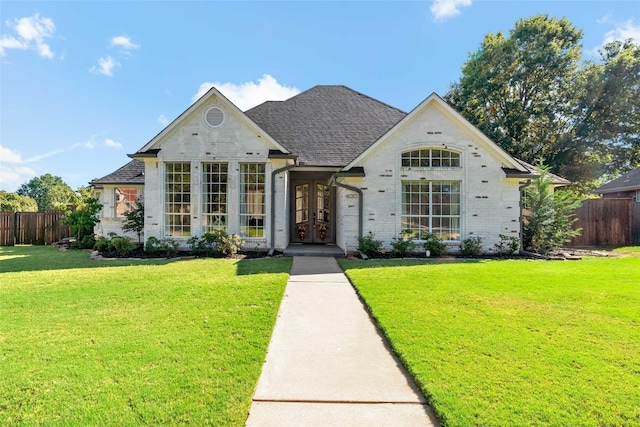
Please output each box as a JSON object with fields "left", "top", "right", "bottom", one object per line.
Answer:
{"left": 239, "top": 163, "right": 265, "bottom": 238}
{"left": 164, "top": 162, "right": 191, "bottom": 236}
{"left": 202, "top": 163, "right": 228, "bottom": 232}
{"left": 401, "top": 149, "right": 460, "bottom": 168}
{"left": 401, "top": 181, "right": 461, "bottom": 240}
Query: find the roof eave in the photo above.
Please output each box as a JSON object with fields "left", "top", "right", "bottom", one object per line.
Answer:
{"left": 268, "top": 150, "right": 298, "bottom": 160}
{"left": 128, "top": 149, "right": 161, "bottom": 159}
{"left": 502, "top": 168, "right": 538, "bottom": 179}
{"left": 334, "top": 167, "right": 365, "bottom": 177}
{"left": 594, "top": 185, "right": 640, "bottom": 194}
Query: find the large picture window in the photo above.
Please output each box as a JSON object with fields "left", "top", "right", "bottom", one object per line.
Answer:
{"left": 165, "top": 162, "right": 191, "bottom": 236}
{"left": 402, "top": 181, "right": 461, "bottom": 240}
{"left": 401, "top": 149, "right": 460, "bottom": 168}
{"left": 115, "top": 187, "right": 137, "bottom": 217}
{"left": 202, "top": 163, "right": 228, "bottom": 232}
{"left": 239, "top": 163, "right": 265, "bottom": 238}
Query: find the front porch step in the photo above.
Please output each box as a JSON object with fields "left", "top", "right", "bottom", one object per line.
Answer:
{"left": 283, "top": 244, "right": 345, "bottom": 257}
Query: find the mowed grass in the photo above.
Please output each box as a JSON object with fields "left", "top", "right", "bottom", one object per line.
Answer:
{"left": 340, "top": 248, "right": 640, "bottom": 427}
{"left": 0, "top": 245, "right": 291, "bottom": 426}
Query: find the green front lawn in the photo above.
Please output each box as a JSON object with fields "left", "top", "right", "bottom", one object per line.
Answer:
{"left": 0, "top": 246, "right": 291, "bottom": 426}
{"left": 340, "top": 249, "right": 640, "bottom": 427}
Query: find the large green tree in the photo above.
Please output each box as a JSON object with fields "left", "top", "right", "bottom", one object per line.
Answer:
{"left": 445, "top": 15, "right": 640, "bottom": 193}
{"left": 0, "top": 191, "right": 38, "bottom": 212}
{"left": 556, "top": 40, "right": 640, "bottom": 185}
{"left": 16, "top": 174, "right": 80, "bottom": 211}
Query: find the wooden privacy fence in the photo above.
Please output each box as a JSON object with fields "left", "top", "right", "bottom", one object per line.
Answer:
{"left": 0, "top": 210, "right": 72, "bottom": 246}
{"left": 567, "top": 199, "right": 640, "bottom": 247}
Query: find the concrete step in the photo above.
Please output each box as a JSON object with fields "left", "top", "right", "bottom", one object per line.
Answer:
{"left": 283, "top": 244, "right": 345, "bottom": 257}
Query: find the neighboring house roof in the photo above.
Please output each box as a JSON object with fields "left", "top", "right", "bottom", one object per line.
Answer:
{"left": 245, "top": 85, "right": 407, "bottom": 166}
{"left": 90, "top": 160, "right": 145, "bottom": 186}
{"left": 594, "top": 168, "right": 640, "bottom": 194}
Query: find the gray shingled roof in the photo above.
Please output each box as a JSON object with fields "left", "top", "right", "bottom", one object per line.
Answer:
{"left": 594, "top": 168, "right": 640, "bottom": 194}
{"left": 90, "top": 160, "right": 144, "bottom": 185}
{"left": 245, "top": 85, "right": 407, "bottom": 166}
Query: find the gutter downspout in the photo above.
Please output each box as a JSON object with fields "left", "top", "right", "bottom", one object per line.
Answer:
{"left": 519, "top": 180, "right": 532, "bottom": 256}
{"left": 330, "top": 176, "right": 363, "bottom": 242}
{"left": 268, "top": 163, "right": 297, "bottom": 256}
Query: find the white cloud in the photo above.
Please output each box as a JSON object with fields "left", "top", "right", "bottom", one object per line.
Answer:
{"left": 158, "top": 115, "right": 170, "bottom": 126}
{"left": 192, "top": 74, "right": 300, "bottom": 111}
{"left": 0, "top": 144, "right": 24, "bottom": 163}
{"left": 27, "top": 148, "right": 67, "bottom": 162}
{"left": 104, "top": 138, "right": 123, "bottom": 149}
{"left": 90, "top": 36, "right": 139, "bottom": 76}
{"left": 0, "top": 164, "right": 37, "bottom": 192}
{"left": 0, "top": 137, "right": 122, "bottom": 191}
{"left": 602, "top": 19, "right": 640, "bottom": 45}
{"left": 0, "top": 13, "right": 55, "bottom": 58}
{"left": 0, "top": 144, "right": 33, "bottom": 191}
{"left": 110, "top": 35, "right": 140, "bottom": 50}
{"left": 0, "top": 35, "right": 28, "bottom": 54}
{"left": 90, "top": 55, "right": 120, "bottom": 76}
{"left": 591, "top": 18, "right": 640, "bottom": 56}
{"left": 431, "top": 0, "right": 472, "bottom": 22}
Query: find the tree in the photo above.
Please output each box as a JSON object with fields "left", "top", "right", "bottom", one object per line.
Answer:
{"left": 122, "top": 199, "right": 144, "bottom": 244}
{"left": 554, "top": 40, "right": 640, "bottom": 190}
{"left": 62, "top": 194, "right": 102, "bottom": 245}
{"left": 16, "top": 174, "right": 80, "bottom": 211}
{"left": 523, "top": 163, "right": 582, "bottom": 255}
{"left": 445, "top": 15, "right": 640, "bottom": 193}
{"left": 0, "top": 191, "right": 38, "bottom": 212}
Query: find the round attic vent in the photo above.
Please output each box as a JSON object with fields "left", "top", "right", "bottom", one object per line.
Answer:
{"left": 204, "top": 106, "right": 225, "bottom": 128}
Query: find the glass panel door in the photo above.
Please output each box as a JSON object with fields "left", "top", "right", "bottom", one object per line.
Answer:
{"left": 291, "top": 180, "right": 334, "bottom": 244}
{"left": 294, "top": 183, "right": 310, "bottom": 242}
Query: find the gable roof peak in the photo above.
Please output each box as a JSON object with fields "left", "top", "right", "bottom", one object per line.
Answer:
{"left": 244, "top": 84, "right": 407, "bottom": 166}
{"left": 131, "top": 85, "right": 289, "bottom": 157}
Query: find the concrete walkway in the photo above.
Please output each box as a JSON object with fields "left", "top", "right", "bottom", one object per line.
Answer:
{"left": 245, "top": 257, "right": 439, "bottom": 426}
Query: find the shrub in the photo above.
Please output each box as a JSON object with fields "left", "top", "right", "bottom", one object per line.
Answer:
{"left": 145, "top": 236, "right": 179, "bottom": 258}
{"left": 494, "top": 234, "right": 520, "bottom": 257}
{"left": 188, "top": 231, "right": 221, "bottom": 257}
{"left": 523, "top": 162, "right": 582, "bottom": 254}
{"left": 358, "top": 232, "right": 383, "bottom": 257}
{"left": 188, "top": 230, "right": 244, "bottom": 257}
{"left": 460, "top": 236, "right": 483, "bottom": 257}
{"left": 423, "top": 232, "right": 447, "bottom": 256}
{"left": 390, "top": 233, "right": 418, "bottom": 257}
{"left": 93, "top": 236, "right": 113, "bottom": 253}
{"left": 219, "top": 233, "right": 244, "bottom": 256}
{"left": 162, "top": 238, "right": 179, "bottom": 258}
{"left": 145, "top": 236, "right": 163, "bottom": 254}
{"left": 110, "top": 235, "right": 135, "bottom": 257}
{"left": 70, "top": 234, "right": 97, "bottom": 250}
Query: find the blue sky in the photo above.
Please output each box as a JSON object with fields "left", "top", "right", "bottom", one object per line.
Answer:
{"left": 1, "top": 1, "right": 638, "bottom": 192}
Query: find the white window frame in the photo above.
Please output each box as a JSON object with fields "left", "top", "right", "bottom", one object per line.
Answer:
{"left": 401, "top": 180, "right": 461, "bottom": 241}
{"left": 401, "top": 148, "right": 461, "bottom": 168}
{"left": 202, "top": 162, "right": 228, "bottom": 233}
{"left": 164, "top": 162, "right": 191, "bottom": 237}
{"left": 239, "top": 163, "right": 266, "bottom": 238}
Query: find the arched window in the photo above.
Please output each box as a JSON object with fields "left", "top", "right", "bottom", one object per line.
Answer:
{"left": 401, "top": 149, "right": 460, "bottom": 168}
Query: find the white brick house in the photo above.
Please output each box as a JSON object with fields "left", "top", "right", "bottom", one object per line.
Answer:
{"left": 91, "top": 85, "right": 557, "bottom": 254}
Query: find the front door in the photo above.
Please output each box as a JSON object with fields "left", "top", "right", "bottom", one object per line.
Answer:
{"left": 291, "top": 180, "right": 335, "bottom": 244}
